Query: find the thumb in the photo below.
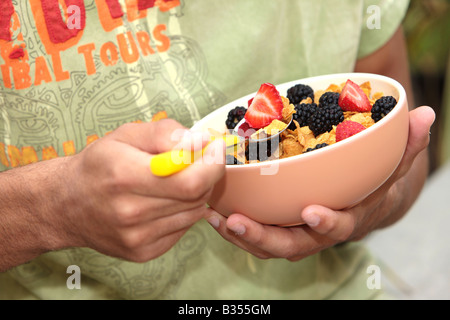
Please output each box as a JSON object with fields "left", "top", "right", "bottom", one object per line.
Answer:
{"left": 391, "top": 106, "right": 435, "bottom": 180}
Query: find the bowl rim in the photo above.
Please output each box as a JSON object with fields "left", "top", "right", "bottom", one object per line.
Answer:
{"left": 193, "top": 72, "right": 407, "bottom": 170}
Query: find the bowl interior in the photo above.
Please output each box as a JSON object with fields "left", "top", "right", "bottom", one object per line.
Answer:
{"left": 191, "top": 73, "right": 404, "bottom": 155}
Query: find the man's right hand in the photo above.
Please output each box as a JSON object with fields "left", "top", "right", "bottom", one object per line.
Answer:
{"left": 0, "top": 119, "right": 225, "bottom": 271}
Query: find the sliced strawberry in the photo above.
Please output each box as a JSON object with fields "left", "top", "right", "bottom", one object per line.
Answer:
{"left": 244, "top": 83, "right": 283, "bottom": 129}
{"left": 338, "top": 79, "right": 372, "bottom": 112}
{"left": 336, "top": 120, "right": 366, "bottom": 142}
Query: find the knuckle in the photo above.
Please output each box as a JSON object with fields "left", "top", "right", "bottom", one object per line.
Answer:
{"left": 283, "top": 241, "right": 300, "bottom": 259}
{"left": 179, "top": 177, "right": 209, "bottom": 200}
{"left": 115, "top": 202, "right": 142, "bottom": 227}
{"left": 119, "top": 230, "right": 146, "bottom": 252}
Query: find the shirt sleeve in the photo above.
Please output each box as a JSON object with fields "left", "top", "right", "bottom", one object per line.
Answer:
{"left": 357, "top": 0, "right": 410, "bottom": 59}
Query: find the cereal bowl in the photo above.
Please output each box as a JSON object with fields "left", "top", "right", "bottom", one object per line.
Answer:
{"left": 191, "top": 73, "right": 409, "bottom": 226}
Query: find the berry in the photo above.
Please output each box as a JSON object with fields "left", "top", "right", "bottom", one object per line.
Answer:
{"left": 307, "top": 103, "right": 344, "bottom": 137}
{"left": 236, "top": 121, "right": 256, "bottom": 139}
{"left": 338, "top": 80, "right": 371, "bottom": 112}
{"left": 286, "top": 84, "right": 314, "bottom": 105}
{"left": 371, "top": 96, "right": 397, "bottom": 122}
{"left": 319, "top": 92, "right": 340, "bottom": 108}
{"left": 245, "top": 83, "right": 284, "bottom": 129}
{"left": 288, "top": 103, "right": 318, "bottom": 130}
{"left": 304, "top": 143, "right": 329, "bottom": 153}
{"left": 245, "top": 137, "right": 280, "bottom": 162}
{"left": 225, "top": 106, "right": 247, "bottom": 129}
{"left": 336, "top": 120, "right": 366, "bottom": 142}
{"left": 226, "top": 155, "right": 243, "bottom": 165}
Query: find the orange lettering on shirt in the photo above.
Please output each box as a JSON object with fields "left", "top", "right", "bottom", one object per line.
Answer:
{"left": 117, "top": 32, "right": 139, "bottom": 64}
{"left": 7, "top": 145, "right": 39, "bottom": 167}
{"left": 78, "top": 43, "right": 96, "bottom": 75}
{"left": 153, "top": 24, "right": 170, "bottom": 52}
{"left": 51, "top": 50, "right": 70, "bottom": 82}
{"left": 152, "top": 111, "right": 168, "bottom": 122}
{"left": 11, "top": 60, "right": 32, "bottom": 90}
{"left": 86, "top": 134, "right": 99, "bottom": 145}
{"left": 136, "top": 31, "right": 155, "bottom": 56}
{"left": 63, "top": 140, "right": 76, "bottom": 156}
{"left": 34, "top": 56, "right": 53, "bottom": 85}
{"left": 96, "top": 0, "right": 124, "bottom": 32}
{"left": 100, "top": 42, "right": 119, "bottom": 66}
{"left": 0, "top": 143, "right": 10, "bottom": 167}
{"left": 126, "top": 0, "right": 148, "bottom": 22}
{"left": 156, "top": 0, "right": 180, "bottom": 12}
{"left": 0, "top": 64, "right": 12, "bottom": 88}
{"left": 42, "top": 146, "right": 59, "bottom": 161}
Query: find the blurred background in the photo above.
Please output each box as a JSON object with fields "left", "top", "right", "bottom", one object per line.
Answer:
{"left": 364, "top": 0, "right": 449, "bottom": 300}
{"left": 402, "top": 0, "right": 450, "bottom": 172}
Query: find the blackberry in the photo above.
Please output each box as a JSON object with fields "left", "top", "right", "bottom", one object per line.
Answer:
{"left": 319, "top": 92, "right": 340, "bottom": 108}
{"left": 288, "top": 103, "right": 318, "bottom": 130}
{"left": 245, "top": 137, "right": 280, "bottom": 162}
{"left": 371, "top": 96, "right": 397, "bottom": 123}
{"left": 225, "top": 106, "right": 247, "bottom": 129}
{"left": 286, "top": 84, "right": 314, "bottom": 105}
{"left": 304, "top": 143, "right": 329, "bottom": 153}
{"left": 226, "top": 155, "right": 243, "bottom": 165}
{"left": 308, "top": 103, "right": 344, "bottom": 136}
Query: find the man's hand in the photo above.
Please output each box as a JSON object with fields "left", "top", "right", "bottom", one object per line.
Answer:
{"left": 205, "top": 106, "right": 435, "bottom": 261}
{"left": 0, "top": 119, "right": 225, "bottom": 271}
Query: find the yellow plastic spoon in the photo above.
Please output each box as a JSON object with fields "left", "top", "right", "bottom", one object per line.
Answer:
{"left": 150, "top": 134, "right": 241, "bottom": 177}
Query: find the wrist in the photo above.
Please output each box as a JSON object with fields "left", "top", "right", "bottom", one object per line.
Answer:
{"left": 0, "top": 157, "right": 75, "bottom": 271}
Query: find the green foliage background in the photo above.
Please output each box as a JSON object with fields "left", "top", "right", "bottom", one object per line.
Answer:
{"left": 404, "top": 0, "right": 450, "bottom": 76}
{"left": 403, "top": 0, "right": 450, "bottom": 169}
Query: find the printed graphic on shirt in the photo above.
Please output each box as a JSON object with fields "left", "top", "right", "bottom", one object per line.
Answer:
{"left": 0, "top": 0, "right": 226, "bottom": 170}
{"left": 9, "top": 221, "right": 207, "bottom": 299}
{"left": 2, "top": 0, "right": 221, "bottom": 299}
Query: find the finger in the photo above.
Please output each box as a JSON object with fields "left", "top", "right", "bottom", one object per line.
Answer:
{"left": 112, "top": 138, "right": 225, "bottom": 200}
{"left": 108, "top": 193, "right": 213, "bottom": 227}
{"left": 206, "top": 210, "right": 331, "bottom": 259}
{"left": 301, "top": 205, "right": 358, "bottom": 242}
{"left": 148, "top": 138, "right": 226, "bottom": 200}
{"left": 116, "top": 227, "right": 191, "bottom": 263}
{"left": 206, "top": 211, "right": 273, "bottom": 258}
{"left": 391, "top": 106, "right": 435, "bottom": 180}
{"left": 119, "top": 205, "right": 208, "bottom": 254}
{"left": 112, "top": 119, "right": 209, "bottom": 154}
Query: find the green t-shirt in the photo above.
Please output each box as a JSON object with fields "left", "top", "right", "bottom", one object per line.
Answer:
{"left": 0, "top": 0, "right": 409, "bottom": 299}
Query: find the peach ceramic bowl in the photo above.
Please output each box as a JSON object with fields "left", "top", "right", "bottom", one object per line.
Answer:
{"left": 191, "top": 73, "right": 409, "bottom": 226}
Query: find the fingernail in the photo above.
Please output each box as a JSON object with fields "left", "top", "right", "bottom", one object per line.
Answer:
{"left": 229, "top": 223, "right": 246, "bottom": 235}
{"left": 206, "top": 216, "right": 220, "bottom": 229}
{"left": 303, "top": 212, "right": 320, "bottom": 227}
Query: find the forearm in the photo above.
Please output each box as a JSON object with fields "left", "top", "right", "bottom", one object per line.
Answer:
{"left": 355, "top": 27, "right": 432, "bottom": 229}
{"left": 0, "top": 157, "right": 71, "bottom": 272}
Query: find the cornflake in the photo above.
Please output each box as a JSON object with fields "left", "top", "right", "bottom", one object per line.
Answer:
{"left": 227, "top": 80, "right": 391, "bottom": 164}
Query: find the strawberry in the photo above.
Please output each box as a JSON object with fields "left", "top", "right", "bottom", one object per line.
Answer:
{"left": 244, "top": 83, "right": 283, "bottom": 129}
{"left": 336, "top": 120, "right": 366, "bottom": 142}
{"left": 338, "top": 79, "right": 372, "bottom": 112}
